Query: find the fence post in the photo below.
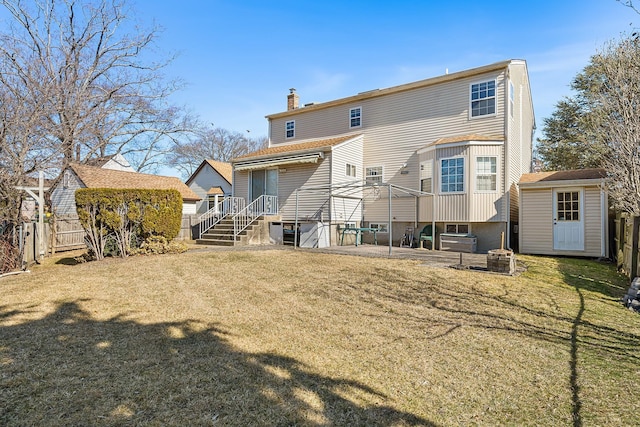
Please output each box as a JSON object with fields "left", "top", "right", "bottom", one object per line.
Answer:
{"left": 632, "top": 215, "right": 640, "bottom": 278}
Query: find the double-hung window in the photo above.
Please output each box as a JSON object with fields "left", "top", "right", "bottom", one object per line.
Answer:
{"left": 349, "top": 107, "right": 362, "bottom": 128}
{"left": 365, "top": 166, "right": 383, "bottom": 184}
{"left": 441, "top": 158, "right": 464, "bottom": 193}
{"left": 346, "top": 163, "right": 357, "bottom": 177}
{"left": 285, "top": 120, "right": 295, "bottom": 139}
{"left": 475, "top": 156, "right": 497, "bottom": 192}
{"left": 470, "top": 80, "right": 496, "bottom": 117}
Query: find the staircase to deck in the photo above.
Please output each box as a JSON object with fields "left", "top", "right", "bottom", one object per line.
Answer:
{"left": 196, "top": 216, "right": 268, "bottom": 246}
{"left": 196, "top": 195, "right": 278, "bottom": 247}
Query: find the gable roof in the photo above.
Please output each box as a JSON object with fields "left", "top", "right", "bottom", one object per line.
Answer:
{"left": 186, "top": 159, "right": 233, "bottom": 186}
{"left": 69, "top": 163, "right": 201, "bottom": 201}
{"left": 234, "top": 134, "right": 360, "bottom": 162}
{"left": 266, "top": 60, "right": 518, "bottom": 120}
{"left": 519, "top": 168, "right": 606, "bottom": 184}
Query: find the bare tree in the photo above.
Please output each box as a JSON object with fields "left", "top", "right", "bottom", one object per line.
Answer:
{"left": 167, "top": 126, "right": 267, "bottom": 177}
{"left": 0, "top": 0, "right": 194, "bottom": 174}
{"left": 578, "top": 35, "right": 640, "bottom": 215}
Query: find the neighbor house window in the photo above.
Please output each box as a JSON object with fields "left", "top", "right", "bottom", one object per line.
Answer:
{"left": 369, "top": 223, "right": 389, "bottom": 233}
{"left": 440, "top": 158, "right": 464, "bottom": 193}
{"left": 346, "top": 163, "right": 357, "bottom": 177}
{"left": 476, "top": 156, "right": 497, "bottom": 192}
{"left": 420, "top": 160, "right": 433, "bottom": 193}
{"left": 445, "top": 224, "right": 469, "bottom": 234}
{"left": 344, "top": 221, "right": 356, "bottom": 229}
{"left": 349, "top": 107, "right": 362, "bottom": 128}
{"left": 285, "top": 120, "right": 295, "bottom": 138}
{"left": 365, "top": 166, "right": 383, "bottom": 184}
{"left": 470, "top": 80, "right": 496, "bottom": 117}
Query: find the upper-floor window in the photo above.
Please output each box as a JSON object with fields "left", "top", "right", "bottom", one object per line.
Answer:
{"left": 475, "top": 156, "right": 497, "bottom": 192}
{"left": 441, "top": 157, "right": 464, "bottom": 193}
{"left": 365, "top": 166, "right": 383, "bottom": 184}
{"left": 285, "top": 120, "right": 295, "bottom": 139}
{"left": 420, "top": 160, "right": 433, "bottom": 193}
{"left": 346, "top": 163, "right": 357, "bottom": 177}
{"left": 470, "top": 80, "right": 496, "bottom": 117}
{"left": 349, "top": 107, "right": 362, "bottom": 128}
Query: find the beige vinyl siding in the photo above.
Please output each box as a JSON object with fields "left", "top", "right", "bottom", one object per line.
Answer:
{"left": 277, "top": 155, "right": 332, "bottom": 221}
{"left": 583, "top": 187, "right": 604, "bottom": 256}
{"left": 330, "top": 137, "right": 364, "bottom": 224}
{"left": 519, "top": 185, "right": 604, "bottom": 257}
{"left": 469, "top": 145, "right": 504, "bottom": 222}
{"left": 233, "top": 170, "right": 249, "bottom": 200}
{"left": 519, "top": 188, "right": 553, "bottom": 254}
{"left": 269, "top": 71, "right": 506, "bottom": 193}
{"left": 364, "top": 196, "right": 416, "bottom": 223}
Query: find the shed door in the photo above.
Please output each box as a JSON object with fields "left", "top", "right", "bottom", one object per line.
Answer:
{"left": 553, "top": 188, "right": 584, "bottom": 251}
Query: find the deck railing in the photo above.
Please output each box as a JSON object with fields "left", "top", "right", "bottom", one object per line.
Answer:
{"left": 198, "top": 197, "right": 245, "bottom": 238}
{"left": 232, "top": 195, "right": 278, "bottom": 240}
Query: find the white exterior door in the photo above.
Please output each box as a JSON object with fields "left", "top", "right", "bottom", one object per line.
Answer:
{"left": 553, "top": 188, "right": 584, "bottom": 251}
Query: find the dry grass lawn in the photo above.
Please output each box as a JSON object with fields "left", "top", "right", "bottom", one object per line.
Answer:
{"left": 1, "top": 247, "right": 639, "bottom": 426}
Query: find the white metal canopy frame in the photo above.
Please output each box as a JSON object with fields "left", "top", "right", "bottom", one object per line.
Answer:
{"left": 292, "top": 180, "right": 435, "bottom": 256}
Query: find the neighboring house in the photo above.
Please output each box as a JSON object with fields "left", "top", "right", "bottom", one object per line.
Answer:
{"left": 50, "top": 163, "right": 201, "bottom": 216}
{"left": 185, "top": 160, "right": 233, "bottom": 215}
{"left": 232, "top": 60, "right": 535, "bottom": 252}
{"left": 84, "top": 153, "right": 136, "bottom": 172}
{"left": 518, "top": 168, "right": 608, "bottom": 258}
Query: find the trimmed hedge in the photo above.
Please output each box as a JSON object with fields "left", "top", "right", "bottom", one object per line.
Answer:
{"left": 76, "top": 188, "right": 182, "bottom": 259}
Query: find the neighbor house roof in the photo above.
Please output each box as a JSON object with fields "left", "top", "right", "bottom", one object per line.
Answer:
{"left": 69, "top": 163, "right": 201, "bottom": 201}
{"left": 186, "top": 159, "right": 233, "bottom": 186}
{"left": 234, "top": 134, "right": 360, "bottom": 162}
{"left": 207, "top": 186, "right": 224, "bottom": 195}
{"left": 519, "top": 168, "right": 606, "bottom": 184}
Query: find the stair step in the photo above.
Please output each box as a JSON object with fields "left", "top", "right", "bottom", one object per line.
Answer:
{"left": 196, "top": 238, "right": 237, "bottom": 246}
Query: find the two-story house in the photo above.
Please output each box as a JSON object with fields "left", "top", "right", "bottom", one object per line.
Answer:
{"left": 230, "top": 60, "right": 534, "bottom": 252}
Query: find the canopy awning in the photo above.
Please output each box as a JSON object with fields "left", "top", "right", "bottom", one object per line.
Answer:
{"left": 234, "top": 152, "right": 324, "bottom": 171}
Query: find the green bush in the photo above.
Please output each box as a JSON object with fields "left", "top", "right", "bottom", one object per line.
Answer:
{"left": 76, "top": 188, "right": 183, "bottom": 259}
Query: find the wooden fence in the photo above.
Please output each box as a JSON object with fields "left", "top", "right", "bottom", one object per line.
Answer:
{"left": 614, "top": 212, "right": 640, "bottom": 278}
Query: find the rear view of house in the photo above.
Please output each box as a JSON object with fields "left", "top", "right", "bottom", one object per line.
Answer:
{"left": 224, "top": 60, "right": 534, "bottom": 252}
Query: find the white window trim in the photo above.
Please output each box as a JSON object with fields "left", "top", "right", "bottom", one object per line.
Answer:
{"left": 474, "top": 155, "right": 498, "bottom": 193}
{"left": 469, "top": 79, "right": 497, "bottom": 119}
{"left": 365, "top": 165, "right": 384, "bottom": 184}
{"left": 345, "top": 163, "right": 357, "bottom": 178}
{"left": 285, "top": 120, "right": 295, "bottom": 139}
{"left": 349, "top": 106, "right": 362, "bottom": 129}
{"left": 369, "top": 223, "right": 389, "bottom": 233}
{"left": 440, "top": 157, "right": 465, "bottom": 194}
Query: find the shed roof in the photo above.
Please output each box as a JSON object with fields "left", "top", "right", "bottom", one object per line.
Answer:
{"left": 519, "top": 168, "right": 606, "bottom": 184}
{"left": 69, "top": 163, "right": 201, "bottom": 201}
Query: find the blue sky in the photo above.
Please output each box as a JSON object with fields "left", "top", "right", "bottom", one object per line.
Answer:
{"left": 136, "top": 1, "right": 637, "bottom": 143}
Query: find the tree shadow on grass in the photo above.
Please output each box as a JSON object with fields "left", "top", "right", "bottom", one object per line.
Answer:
{"left": 0, "top": 301, "right": 434, "bottom": 426}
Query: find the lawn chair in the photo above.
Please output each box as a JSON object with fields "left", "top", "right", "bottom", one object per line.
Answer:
{"left": 418, "top": 224, "right": 434, "bottom": 250}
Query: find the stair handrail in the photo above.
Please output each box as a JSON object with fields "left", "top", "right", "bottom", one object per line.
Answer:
{"left": 198, "top": 197, "right": 245, "bottom": 238}
{"left": 232, "top": 195, "right": 278, "bottom": 240}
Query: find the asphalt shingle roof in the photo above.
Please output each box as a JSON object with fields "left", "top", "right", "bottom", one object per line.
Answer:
{"left": 70, "top": 163, "right": 201, "bottom": 201}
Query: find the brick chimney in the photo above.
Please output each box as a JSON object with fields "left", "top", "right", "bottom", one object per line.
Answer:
{"left": 287, "top": 88, "right": 299, "bottom": 111}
